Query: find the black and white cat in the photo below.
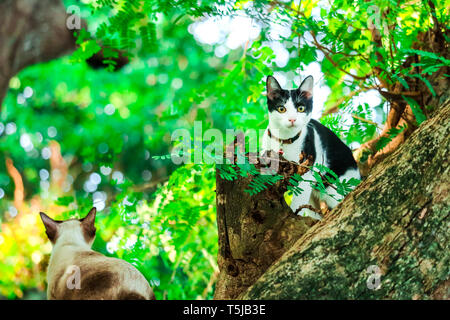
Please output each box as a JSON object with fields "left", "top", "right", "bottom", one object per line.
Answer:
{"left": 261, "top": 75, "right": 360, "bottom": 219}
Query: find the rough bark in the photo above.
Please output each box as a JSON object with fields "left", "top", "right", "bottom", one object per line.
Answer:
{"left": 214, "top": 152, "right": 318, "bottom": 299}
{"left": 0, "top": 0, "right": 128, "bottom": 110}
{"left": 241, "top": 98, "right": 450, "bottom": 300}
{"left": 0, "top": 0, "right": 77, "bottom": 109}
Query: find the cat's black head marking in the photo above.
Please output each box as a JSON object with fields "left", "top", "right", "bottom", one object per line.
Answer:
{"left": 266, "top": 75, "right": 314, "bottom": 113}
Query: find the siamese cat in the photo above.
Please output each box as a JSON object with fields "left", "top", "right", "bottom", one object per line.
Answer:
{"left": 262, "top": 75, "right": 360, "bottom": 219}
{"left": 40, "top": 207, "right": 155, "bottom": 300}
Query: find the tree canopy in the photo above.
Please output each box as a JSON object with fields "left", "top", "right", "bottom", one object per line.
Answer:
{"left": 0, "top": 0, "right": 448, "bottom": 299}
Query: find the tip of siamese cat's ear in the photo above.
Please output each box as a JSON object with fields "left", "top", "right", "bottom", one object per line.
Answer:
{"left": 39, "top": 212, "right": 59, "bottom": 242}
{"left": 81, "top": 207, "right": 97, "bottom": 222}
{"left": 89, "top": 207, "right": 97, "bottom": 216}
{"left": 80, "top": 208, "right": 97, "bottom": 242}
{"left": 39, "top": 211, "right": 51, "bottom": 222}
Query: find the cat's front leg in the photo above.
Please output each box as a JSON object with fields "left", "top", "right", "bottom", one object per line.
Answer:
{"left": 290, "top": 171, "right": 322, "bottom": 220}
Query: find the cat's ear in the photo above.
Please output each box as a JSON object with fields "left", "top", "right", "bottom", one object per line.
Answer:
{"left": 266, "top": 75, "right": 282, "bottom": 100}
{"left": 298, "top": 75, "right": 314, "bottom": 99}
{"left": 40, "top": 212, "right": 59, "bottom": 243}
{"left": 80, "top": 207, "right": 96, "bottom": 243}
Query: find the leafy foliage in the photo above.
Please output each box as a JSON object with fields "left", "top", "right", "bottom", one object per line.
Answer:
{"left": 0, "top": 0, "right": 447, "bottom": 300}
{"left": 375, "top": 124, "right": 408, "bottom": 151}
{"left": 245, "top": 173, "right": 284, "bottom": 196}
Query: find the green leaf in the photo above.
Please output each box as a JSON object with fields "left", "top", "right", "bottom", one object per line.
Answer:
{"left": 402, "top": 95, "right": 427, "bottom": 125}
{"left": 55, "top": 196, "right": 75, "bottom": 206}
{"left": 375, "top": 124, "right": 408, "bottom": 151}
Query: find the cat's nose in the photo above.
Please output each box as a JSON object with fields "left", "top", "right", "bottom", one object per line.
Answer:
{"left": 288, "top": 119, "right": 296, "bottom": 124}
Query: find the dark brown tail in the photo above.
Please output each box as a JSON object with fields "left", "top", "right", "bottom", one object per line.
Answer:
{"left": 118, "top": 291, "right": 147, "bottom": 300}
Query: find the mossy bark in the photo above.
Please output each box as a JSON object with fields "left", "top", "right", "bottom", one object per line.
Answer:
{"left": 0, "top": 0, "right": 78, "bottom": 108}
{"left": 241, "top": 100, "right": 449, "bottom": 300}
{"left": 0, "top": 0, "right": 127, "bottom": 110}
{"left": 214, "top": 155, "right": 317, "bottom": 299}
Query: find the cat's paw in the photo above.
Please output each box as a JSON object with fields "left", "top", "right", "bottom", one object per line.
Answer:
{"left": 298, "top": 208, "right": 322, "bottom": 220}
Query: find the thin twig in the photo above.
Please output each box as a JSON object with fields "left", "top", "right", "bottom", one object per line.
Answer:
{"left": 351, "top": 114, "right": 383, "bottom": 129}
{"left": 322, "top": 85, "right": 377, "bottom": 116}
{"left": 309, "top": 31, "right": 371, "bottom": 81}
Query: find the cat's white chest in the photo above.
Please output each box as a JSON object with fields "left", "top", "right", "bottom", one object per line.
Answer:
{"left": 279, "top": 139, "right": 303, "bottom": 163}
{"left": 261, "top": 129, "right": 305, "bottom": 163}
{"left": 262, "top": 127, "right": 327, "bottom": 167}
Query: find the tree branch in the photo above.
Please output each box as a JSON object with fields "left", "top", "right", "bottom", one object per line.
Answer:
{"left": 0, "top": 0, "right": 78, "bottom": 110}
{"left": 5, "top": 157, "right": 24, "bottom": 210}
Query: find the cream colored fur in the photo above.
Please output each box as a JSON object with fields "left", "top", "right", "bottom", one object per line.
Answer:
{"left": 42, "top": 210, "right": 155, "bottom": 300}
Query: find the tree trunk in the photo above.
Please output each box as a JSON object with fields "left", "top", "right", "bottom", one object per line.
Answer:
{"left": 0, "top": 0, "right": 77, "bottom": 109}
{"left": 239, "top": 98, "right": 449, "bottom": 299}
{"left": 0, "top": 0, "right": 127, "bottom": 110}
{"left": 214, "top": 152, "right": 318, "bottom": 299}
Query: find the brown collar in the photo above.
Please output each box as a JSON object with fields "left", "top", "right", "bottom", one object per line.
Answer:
{"left": 267, "top": 129, "right": 302, "bottom": 144}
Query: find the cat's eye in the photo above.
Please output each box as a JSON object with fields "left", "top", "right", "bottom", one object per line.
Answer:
{"left": 297, "top": 105, "right": 305, "bottom": 113}
{"left": 277, "top": 106, "right": 287, "bottom": 113}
